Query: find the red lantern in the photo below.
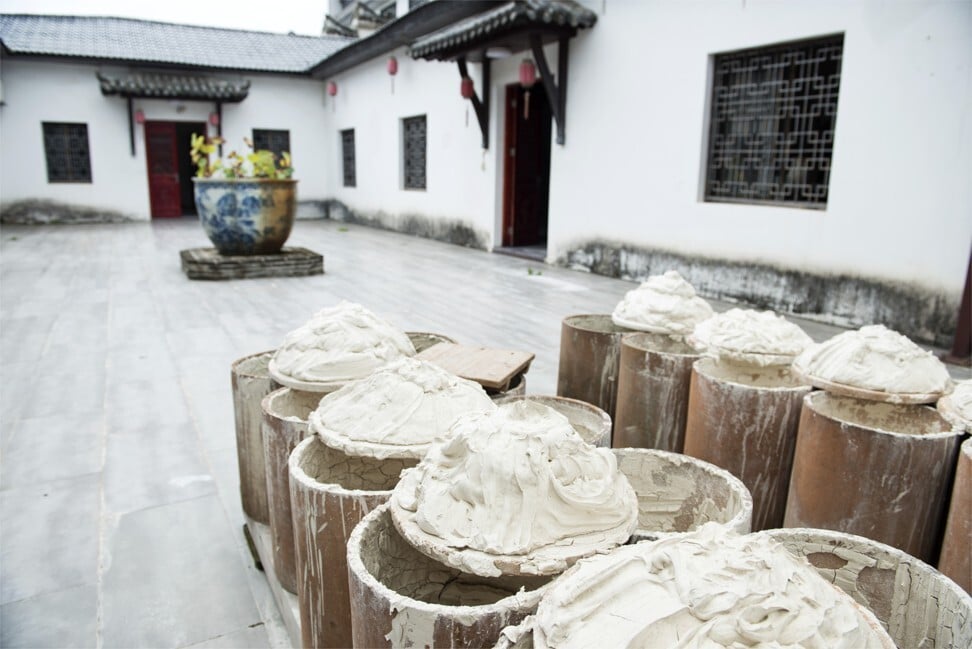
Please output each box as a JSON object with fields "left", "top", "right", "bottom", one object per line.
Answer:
{"left": 386, "top": 56, "right": 398, "bottom": 76}
{"left": 208, "top": 112, "right": 219, "bottom": 126}
{"left": 519, "top": 58, "right": 537, "bottom": 88}
{"left": 327, "top": 81, "right": 338, "bottom": 97}
{"left": 134, "top": 109, "right": 145, "bottom": 124}
{"left": 460, "top": 76, "right": 474, "bottom": 99}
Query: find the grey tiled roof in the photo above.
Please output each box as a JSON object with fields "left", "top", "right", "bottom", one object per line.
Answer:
{"left": 0, "top": 14, "right": 356, "bottom": 73}
{"left": 97, "top": 72, "right": 251, "bottom": 101}
{"left": 410, "top": 0, "right": 596, "bottom": 59}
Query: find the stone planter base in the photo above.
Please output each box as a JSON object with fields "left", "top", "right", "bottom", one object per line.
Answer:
{"left": 181, "top": 247, "right": 323, "bottom": 280}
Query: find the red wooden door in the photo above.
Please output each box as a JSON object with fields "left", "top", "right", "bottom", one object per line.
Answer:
{"left": 501, "top": 85, "right": 552, "bottom": 247}
{"left": 145, "top": 122, "right": 182, "bottom": 218}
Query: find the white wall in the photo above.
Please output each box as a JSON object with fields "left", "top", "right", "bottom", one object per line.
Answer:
{"left": 0, "top": 59, "right": 154, "bottom": 219}
{"left": 322, "top": 46, "right": 509, "bottom": 246}
{"left": 549, "top": 0, "right": 972, "bottom": 294}
{"left": 0, "top": 58, "right": 331, "bottom": 219}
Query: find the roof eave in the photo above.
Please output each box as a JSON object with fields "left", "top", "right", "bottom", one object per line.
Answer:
{"left": 0, "top": 49, "right": 318, "bottom": 77}
{"left": 308, "top": 0, "right": 497, "bottom": 80}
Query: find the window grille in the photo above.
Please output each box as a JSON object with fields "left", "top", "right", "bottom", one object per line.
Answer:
{"left": 252, "top": 129, "right": 291, "bottom": 163}
{"left": 403, "top": 115, "right": 427, "bottom": 190}
{"left": 341, "top": 129, "right": 356, "bottom": 187}
{"left": 43, "top": 122, "right": 92, "bottom": 183}
{"left": 704, "top": 35, "right": 843, "bottom": 208}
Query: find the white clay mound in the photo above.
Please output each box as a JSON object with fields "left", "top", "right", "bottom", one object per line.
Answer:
{"left": 689, "top": 308, "right": 813, "bottom": 367}
{"left": 269, "top": 301, "right": 415, "bottom": 391}
{"left": 937, "top": 379, "right": 972, "bottom": 431}
{"left": 389, "top": 401, "right": 638, "bottom": 577}
{"left": 308, "top": 357, "right": 497, "bottom": 459}
{"left": 529, "top": 523, "right": 895, "bottom": 649}
{"left": 793, "top": 324, "right": 951, "bottom": 403}
{"left": 611, "top": 270, "right": 714, "bottom": 336}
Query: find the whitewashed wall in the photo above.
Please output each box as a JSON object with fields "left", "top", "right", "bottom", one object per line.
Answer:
{"left": 550, "top": 0, "right": 972, "bottom": 295}
{"left": 0, "top": 58, "right": 330, "bottom": 220}
{"left": 322, "top": 46, "right": 514, "bottom": 247}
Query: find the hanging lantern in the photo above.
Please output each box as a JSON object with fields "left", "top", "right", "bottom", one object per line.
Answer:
{"left": 387, "top": 56, "right": 398, "bottom": 94}
{"left": 519, "top": 58, "right": 537, "bottom": 88}
{"left": 134, "top": 109, "right": 146, "bottom": 124}
{"left": 520, "top": 58, "right": 537, "bottom": 120}
{"left": 208, "top": 111, "right": 220, "bottom": 126}
{"left": 460, "top": 76, "right": 474, "bottom": 99}
{"left": 327, "top": 81, "right": 338, "bottom": 97}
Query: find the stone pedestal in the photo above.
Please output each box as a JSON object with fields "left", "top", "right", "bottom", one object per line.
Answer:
{"left": 181, "top": 246, "right": 323, "bottom": 280}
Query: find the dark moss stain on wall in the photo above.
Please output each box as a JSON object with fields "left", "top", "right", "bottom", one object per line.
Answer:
{"left": 559, "top": 240, "right": 960, "bottom": 348}
{"left": 325, "top": 199, "right": 488, "bottom": 251}
{"left": 1, "top": 200, "right": 137, "bottom": 224}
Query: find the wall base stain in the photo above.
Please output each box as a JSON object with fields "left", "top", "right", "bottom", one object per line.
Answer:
{"left": 559, "top": 241, "right": 959, "bottom": 347}
{"left": 325, "top": 200, "right": 489, "bottom": 251}
{"left": 1, "top": 199, "right": 137, "bottom": 224}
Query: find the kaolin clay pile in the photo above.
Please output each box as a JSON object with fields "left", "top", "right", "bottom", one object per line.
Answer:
{"left": 690, "top": 308, "right": 813, "bottom": 367}
{"left": 390, "top": 401, "right": 638, "bottom": 577}
{"left": 792, "top": 324, "right": 951, "bottom": 400}
{"left": 507, "top": 524, "right": 894, "bottom": 649}
{"left": 309, "top": 356, "right": 497, "bottom": 459}
{"left": 269, "top": 301, "right": 415, "bottom": 388}
{"left": 611, "top": 270, "right": 713, "bottom": 335}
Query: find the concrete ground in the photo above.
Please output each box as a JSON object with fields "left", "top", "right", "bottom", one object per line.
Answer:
{"left": 1, "top": 218, "right": 968, "bottom": 648}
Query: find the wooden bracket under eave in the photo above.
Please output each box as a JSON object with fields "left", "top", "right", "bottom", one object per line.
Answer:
{"left": 457, "top": 57, "right": 490, "bottom": 149}
{"left": 530, "top": 34, "right": 569, "bottom": 146}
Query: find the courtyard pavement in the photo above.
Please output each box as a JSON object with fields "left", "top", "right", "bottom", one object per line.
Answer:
{"left": 1, "top": 218, "right": 968, "bottom": 648}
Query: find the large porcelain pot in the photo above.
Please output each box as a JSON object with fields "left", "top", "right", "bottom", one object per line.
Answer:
{"left": 193, "top": 178, "right": 297, "bottom": 255}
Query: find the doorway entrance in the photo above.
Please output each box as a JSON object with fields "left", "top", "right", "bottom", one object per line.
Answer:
{"left": 499, "top": 83, "right": 552, "bottom": 260}
{"left": 144, "top": 121, "right": 207, "bottom": 218}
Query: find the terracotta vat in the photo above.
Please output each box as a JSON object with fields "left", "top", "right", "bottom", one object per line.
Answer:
{"left": 231, "top": 349, "right": 278, "bottom": 524}
{"left": 289, "top": 436, "right": 417, "bottom": 649}
{"left": 613, "top": 332, "right": 700, "bottom": 452}
{"left": 683, "top": 358, "right": 811, "bottom": 531}
{"left": 347, "top": 504, "right": 554, "bottom": 649}
{"left": 763, "top": 527, "right": 972, "bottom": 648}
{"left": 495, "top": 394, "right": 611, "bottom": 447}
{"left": 261, "top": 387, "right": 325, "bottom": 594}
{"left": 612, "top": 448, "right": 752, "bottom": 543}
{"left": 556, "top": 315, "right": 631, "bottom": 425}
{"left": 938, "top": 437, "right": 970, "bottom": 593}
{"left": 784, "top": 391, "right": 962, "bottom": 564}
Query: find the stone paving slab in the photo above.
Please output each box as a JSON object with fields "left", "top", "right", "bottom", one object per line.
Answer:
{"left": 0, "top": 218, "right": 967, "bottom": 649}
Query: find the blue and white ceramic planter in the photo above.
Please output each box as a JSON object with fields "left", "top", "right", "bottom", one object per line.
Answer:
{"left": 193, "top": 178, "right": 298, "bottom": 255}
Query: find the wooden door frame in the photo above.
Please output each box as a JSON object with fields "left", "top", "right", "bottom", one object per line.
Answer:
{"left": 501, "top": 84, "right": 518, "bottom": 248}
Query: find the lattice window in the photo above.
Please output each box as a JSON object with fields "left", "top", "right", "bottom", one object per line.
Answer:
{"left": 341, "top": 129, "right": 356, "bottom": 187}
{"left": 704, "top": 35, "right": 843, "bottom": 209}
{"left": 43, "top": 122, "right": 92, "bottom": 183}
{"left": 252, "top": 129, "right": 291, "bottom": 163}
{"left": 403, "top": 115, "right": 426, "bottom": 190}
